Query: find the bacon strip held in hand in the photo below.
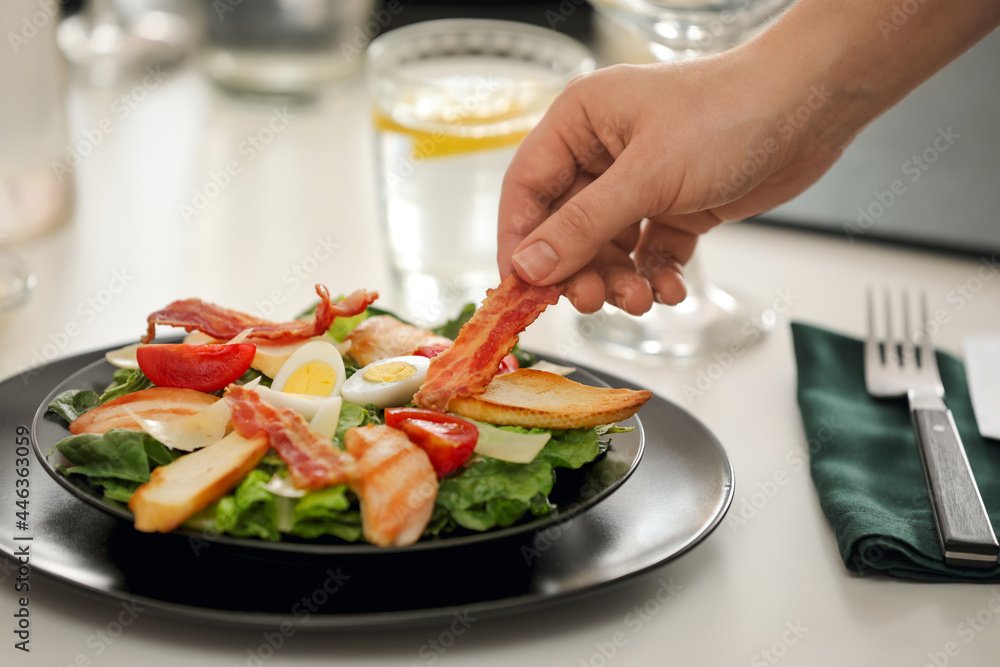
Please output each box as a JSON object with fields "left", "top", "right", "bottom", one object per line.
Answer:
{"left": 413, "top": 274, "right": 564, "bottom": 411}
{"left": 224, "top": 385, "right": 356, "bottom": 490}
{"left": 141, "top": 285, "right": 378, "bottom": 345}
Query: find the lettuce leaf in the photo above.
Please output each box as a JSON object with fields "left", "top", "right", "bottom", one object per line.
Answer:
{"left": 100, "top": 368, "right": 153, "bottom": 403}
{"left": 333, "top": 402, "right": 381, "bottom": 448}
{"left": 326, "top": 311, "right": 370, "bottom": 343}
{"left": 214, "top": 470, "right": 280, "bottom": 541}
{"left": 235, "top": 367, "right": 272, "bottom": 388}
{"left": 47, "top": 389, "right": 100, "bottom": 423}
{"left": 535, "top": 428, "right": 607, "bottom": 470}
{"left": 54, "top": 428, "right": 180, "bottom": 482}
{"left": 435, "top": 457, "right": 555, "bottom": 532}
{"left": 53, "top": 428, "right": 181, "bottom": 501}
{"left": 288, "top": 485, "right": 362, "bottom": 541}
{"left": 196, "top": 472, "right": 362, "bottom": 542}
{"left": 431, "top": 428, "right": 603, "bottom": 533}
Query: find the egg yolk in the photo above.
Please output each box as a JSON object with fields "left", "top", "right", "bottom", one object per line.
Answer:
{"left": 283, "top": 362, "right": 337, "bottom": 396}
{"left": 363, "top": 361, "right": 416, "bottom": 384}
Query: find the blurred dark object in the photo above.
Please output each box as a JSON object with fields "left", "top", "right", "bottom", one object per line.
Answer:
{"left": 373, "top": 0, "right": 594, "bottom": 42}
{"left": 201, "top": 0, "right": 376, "bottom": 96}
{"left": 60, "top": 0, "right": 84, "bottom": 16}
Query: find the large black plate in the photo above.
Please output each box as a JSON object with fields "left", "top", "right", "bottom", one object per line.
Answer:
{"left": 0, "top": 346, "right": 734, "bottom": 629}
{"left": 31, "top": 356, "right": 644, "bottom": 554}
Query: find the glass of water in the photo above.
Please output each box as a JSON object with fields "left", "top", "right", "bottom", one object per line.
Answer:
{"left": 367, "top": 19, "right": 593, "bottom": 324}
{"left": 590, "top": 0, "right": 793, "bottom": 61}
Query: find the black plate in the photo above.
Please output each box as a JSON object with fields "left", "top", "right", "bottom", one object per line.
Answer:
{"left": 31, "top": 356, "right": 643, "bottom": 553}
{"left": 0, "top": 346, "right": 734, "bottom": 629}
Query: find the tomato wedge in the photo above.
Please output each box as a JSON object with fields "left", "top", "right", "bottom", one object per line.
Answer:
{"left": 384, "top": 407, "right": 478, "bottom": 477}
{"left": 136, "top": 343, "right": 256, "bottom": 393}
{"left": 414, "top": 344, "right": 519, "bottom": 376}
{"left": 496, "top": 353, "right": 519, "bottom": 376}
{"left": 412, "top": 344, "right": 449, "bottom": 359}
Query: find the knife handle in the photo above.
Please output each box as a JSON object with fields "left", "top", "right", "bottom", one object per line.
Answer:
{"left": 911, "top": 406, "right": 999, "bottom": 568}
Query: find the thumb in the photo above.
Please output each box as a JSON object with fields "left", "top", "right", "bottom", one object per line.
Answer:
{"left": 510, "top": 149, "right": 658, "bottom": 285}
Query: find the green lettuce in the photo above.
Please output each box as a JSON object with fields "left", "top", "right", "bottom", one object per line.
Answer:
{"left": 53, "top": 428, "right": 181, "bottom": 500}
{"left": 333, "top": 402, "right": 381, "bottom": 448}
{"left": 193, "top": 470, "right": 362, "bottom": 542}
{"left": 47, "top": 389, "right": 100, "bottom": 423}
{"left": 431, "top": 428, "right": 604, "bottom": 533}
{"left": 100, "top": 368, "right": 153, "bottom": 403}
{"left": 436, "top": 457, "right": 555, "bottom": 532}
{"left": 214, "top": 470, "right": 280, "bottom": 541}
{"left": 287, "top": 484, "right": 361, "bottom": 541}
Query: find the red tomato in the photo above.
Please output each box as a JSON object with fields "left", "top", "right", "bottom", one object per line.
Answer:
{"left": 412, "top": 344, "right": 449, "bottom": 358}
{"left": 384, "top": 408, "right": 478, "bottom": 477}
{"left": 496, "top": 353, "right": 519, "bottom": 375}
{"left": 136, "top": 343, "right": 256, "bottom": 393}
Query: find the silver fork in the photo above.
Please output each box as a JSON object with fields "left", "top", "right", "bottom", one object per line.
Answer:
{"left": 865, "top": 288, "right": 998, "bottom": 568}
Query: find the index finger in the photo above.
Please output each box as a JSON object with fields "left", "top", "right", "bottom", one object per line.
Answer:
{"left": 497, "top": 100, "right": 607, "bottom": 277}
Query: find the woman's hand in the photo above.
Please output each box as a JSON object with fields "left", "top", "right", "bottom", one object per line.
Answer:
{"left": 498, "top": 54, "right": 845, "bottom": 315}
{"left": 497, "top": 0, "right": 1000, "bottom": 315}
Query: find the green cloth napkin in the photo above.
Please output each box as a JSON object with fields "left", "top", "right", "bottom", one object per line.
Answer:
{"left": 791, "top": 322, "right": 1000, "bottom": 582}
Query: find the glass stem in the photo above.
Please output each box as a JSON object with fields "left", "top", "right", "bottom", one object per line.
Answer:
{"left": 681, "top": 252, "right": 712, "bottom": 299}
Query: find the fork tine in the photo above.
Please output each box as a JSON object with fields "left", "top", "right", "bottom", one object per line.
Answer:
{"left": 916, "top": 290, "right": 938, "bottom": 373}
{"left": 901, "top": 289, "right": 917, "bottom": 368}
{"left": 883, "top": 287, "right": 901, "bottom": 368}
{"left": 866, "top": 287, "right": 885, "bottom": 365}
{"left": 866, "top": 287, "right": 875, "bottom": 341}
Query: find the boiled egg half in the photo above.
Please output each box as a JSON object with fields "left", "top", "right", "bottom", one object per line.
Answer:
{"left": 270, "top": 340, "right": 346, "bottom": 397}
{"left": 341, "top": 355, "right": 430, "bottom": 408}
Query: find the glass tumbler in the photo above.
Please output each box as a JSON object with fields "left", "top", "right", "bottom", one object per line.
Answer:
{"left": 203, "top": 0, "right": 375, "bottom": 96}
{"left": 367, "top": 19, "right": 593, "bottom": 324}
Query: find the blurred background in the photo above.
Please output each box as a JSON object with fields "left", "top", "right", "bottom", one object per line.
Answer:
{"left": 4, "top": 0, "right": 995, "bottom": 249}
{"left": 2, "top": 0, "right": 997, "bottom": 331}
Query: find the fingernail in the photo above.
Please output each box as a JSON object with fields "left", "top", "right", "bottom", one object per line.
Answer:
{"left": 653, "top": 290, "right": 664, "bottom": 304}
{"left": 512, "top": 241, "right": 559, "bottom": 282}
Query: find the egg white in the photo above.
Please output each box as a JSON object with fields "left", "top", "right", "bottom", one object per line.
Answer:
{"left": 271, "top": 340, "right": 346, "bottom": 397}
{"left": 341, "top": 355, "right": 430, "bottom": 408}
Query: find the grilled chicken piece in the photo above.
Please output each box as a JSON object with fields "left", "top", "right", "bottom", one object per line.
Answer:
{"left": 69, "top": 387, "right": 219, "bottom": 435}
{"left": 344, "top": 424, "right": 438, "bottom": 547}
{"left": 342, "top": 316, "right": 452, "bottom": 367}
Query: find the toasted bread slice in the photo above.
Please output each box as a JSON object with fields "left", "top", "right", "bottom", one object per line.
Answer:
{"left": 128, "top": 431, "right": 269, "bottom": 533}
{"left": 448, "top": 369, "right": 652, "bottom": 429}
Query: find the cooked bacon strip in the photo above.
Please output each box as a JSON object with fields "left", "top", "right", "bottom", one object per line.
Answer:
{"left": 141, "top": 285, "right": 378, "bottom": 344}
{"left": 345, "top": 425, "right": 437, "bottom": 547}
{"left": 69, "top": 387, "right": 219, "bottom": 435}
{"left": 224, "top": 385, "right": 356, "bottom": 490}
{"left": 413, "top": 274, "right": 564, "bottom": 411}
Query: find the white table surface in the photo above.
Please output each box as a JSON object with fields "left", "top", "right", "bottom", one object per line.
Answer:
{"left": 3, "top": 43, "right": 1000, "bottom": 667}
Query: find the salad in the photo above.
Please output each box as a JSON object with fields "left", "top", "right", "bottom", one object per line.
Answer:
{"left": 44, "top": 283, "right": 645, "bottom": 547}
